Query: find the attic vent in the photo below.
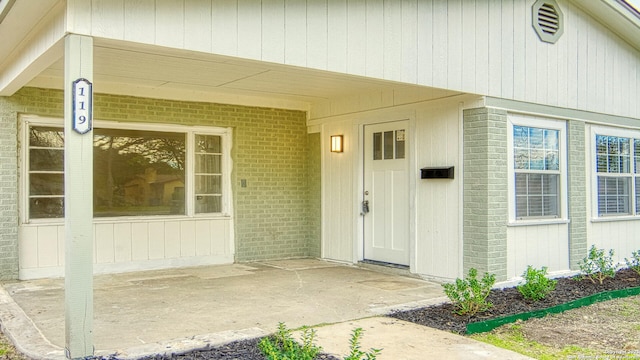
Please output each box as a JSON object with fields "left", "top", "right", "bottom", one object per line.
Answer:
{"left": 532, "top": 0, "right": 564, "bottom": 44}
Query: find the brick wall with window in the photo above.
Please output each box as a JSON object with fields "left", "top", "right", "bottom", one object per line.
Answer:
{"left": 0, "top": 87, "right": 317, "bottom": 279}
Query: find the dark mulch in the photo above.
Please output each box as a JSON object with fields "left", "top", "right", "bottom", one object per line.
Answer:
{"left": 390, "top": 268, "right": 640, "bottom": 334}
{"left": 95, "top": 337, "right": 340, "bottom": 360}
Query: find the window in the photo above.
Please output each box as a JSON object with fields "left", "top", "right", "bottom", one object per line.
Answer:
{"left": 373, "top": 130, "right": 405, "bottom": 160}
{"left": 23, "top": 117, "right": 231, "bottom": 221}
{"left": 508, "top": 115, "right": 567, "bottom": 223}
{"left": 593, "top": 131, "right": 640, "bottom": 217}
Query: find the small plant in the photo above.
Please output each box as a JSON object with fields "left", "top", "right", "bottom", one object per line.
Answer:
{"left": 625, "top": 250, "right": 640, "bottom": 275}
{"left": 517, "top": 266, "right": 557, "bottom": 301}
{"left": 258, "top": 322, "right": 321, "bottom": 360}
{"left": 578, "top": 245, "right": 616, "bottom": 284}
{"left": 344, "top": 327, "right": 381, "bottom": 360}
{"left": 442, "top": 268, "right": 496, "bottom": 316}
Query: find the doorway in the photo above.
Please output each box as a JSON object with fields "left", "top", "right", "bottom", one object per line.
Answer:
{"left": 362, "top": 121, "right": 410, "bottom": 266}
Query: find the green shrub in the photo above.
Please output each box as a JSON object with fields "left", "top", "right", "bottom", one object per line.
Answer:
{"left": 344, "top": 327, "right": 381, "bottom": 360}
{"left": 578, "top": 245, "right": 616, "bottom": 284}
{"left": 442, "top": 268, "right": 496, "bottom": 316}
{"left": 517, "top": 266, "right": 557, "bottom": 301}
{"left": 259, "top": 323, "right": 382, "bottom": 360}
{"left": 258, "top": 322, "right": 321, "bottom": 360}
{"left": 625, "top": 251, "right": 640, "bottom": 276}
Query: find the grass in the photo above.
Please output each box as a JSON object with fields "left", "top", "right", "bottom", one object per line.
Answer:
{"left": 0, "top": 335, "right": 27, "bottom": 360}
{"left": 470, "top": 323, "right": 602, "bottom": 360}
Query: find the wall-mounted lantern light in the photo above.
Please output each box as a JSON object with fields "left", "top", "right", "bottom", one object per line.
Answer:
{"left": 330, "top": 135, "right": 343, "bottom": 153}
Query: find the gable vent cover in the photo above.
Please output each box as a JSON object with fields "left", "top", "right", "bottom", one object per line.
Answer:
{"left": 532, "top": 0, "right": 564, "bottom": 44}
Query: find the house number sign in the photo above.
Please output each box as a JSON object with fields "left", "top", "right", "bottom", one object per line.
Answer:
{"left": 72, "top": 78, "right": 92, "bottom": 134}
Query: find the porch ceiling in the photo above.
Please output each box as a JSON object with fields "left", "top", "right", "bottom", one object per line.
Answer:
{"left": 26, "top": 38, "right": 458, "bottom": 112}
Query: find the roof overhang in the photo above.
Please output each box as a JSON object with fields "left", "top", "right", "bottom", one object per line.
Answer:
{"left": 568, "top": 0, "right": 640, "bottom": 50}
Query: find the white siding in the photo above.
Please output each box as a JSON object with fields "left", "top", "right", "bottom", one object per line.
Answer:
{"left": 414, "top": 101, "right": 462, "bottom": 279}
{"left": 588, "top": 221, "right": 640, "bottom": 266}
{"left": 18, "top": 218, "right": 234, "bottom": 280}
{"left": 64, "top": 0, "right": 640, "bottom": 120}
{"left": 506, "top": 224, "right": 570, "bottom": 279}
{"left": 316, "top": 95, "right": 479, "bottom": 280}
{"left": 321, "top": 121, "right": 355, "bottom": 263}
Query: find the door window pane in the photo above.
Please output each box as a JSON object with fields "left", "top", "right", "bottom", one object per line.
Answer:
{"left": 395, "top": 130, "right": 405, "bottom": 159}
{"left": 383, "top": 131, "right": 394, "bottom": 159}
{"left": 373, "top": 132, "right": 382, "bottom": 160}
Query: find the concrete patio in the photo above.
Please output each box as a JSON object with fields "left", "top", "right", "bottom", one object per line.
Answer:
{"left": 0, "top": 259, "right": 532, "bottom": 359}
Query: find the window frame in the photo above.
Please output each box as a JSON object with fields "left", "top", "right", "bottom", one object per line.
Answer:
{"left": 590, "top": 125, "right": 640, "bottom": 221}
{"left": 20, "top": 115, "right": 233, "bottom": 224}
{"left": 507, "top": 114, "right": 568, "bottom": 225}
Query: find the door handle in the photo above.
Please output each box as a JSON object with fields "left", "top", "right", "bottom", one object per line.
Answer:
{"left": 361, "top": 200, "right": 370, "bottom": 215}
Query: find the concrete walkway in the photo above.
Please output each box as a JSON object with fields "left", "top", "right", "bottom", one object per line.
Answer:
{"left": 0, "top": 259, "right": 532, "bottom": 359}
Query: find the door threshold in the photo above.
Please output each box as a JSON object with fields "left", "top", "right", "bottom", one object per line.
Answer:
{"left": 360, "top": 259, "right": 408, "bottom": 269}
{"left": 358, "top": 260, "right": 418, "bottom": 278}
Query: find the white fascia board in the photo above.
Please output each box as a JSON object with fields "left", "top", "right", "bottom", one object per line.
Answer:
{"left": 568, "top": 0, "right": 640, "bottom": 50}
{"left": 0, "top": 39, "right": 64, "bottom": 96}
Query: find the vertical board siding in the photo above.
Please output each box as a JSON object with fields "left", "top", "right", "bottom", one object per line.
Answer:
{"left": 123, "top": 0, "right": 155, "bottom": 44}
{"left": 589, "top": 222, "right": 640, "bottom": 266}
{"left": 261, "top": 0, "right": 285, "bottom": 64}
{"left": 18, "top": 218, "right": 234, "bottom": 279}
{"left": 211, "top": 0, "right": 238, "bottom": 57}
{"left": 321, "top": 122, "right": 354, "bottom": 262}
{"left": 184, "top": 0, "right": 213, "bottom": 53}
{"left": 73, "top": 0, "right": 640, "bottom": 118}
{"left": 506, "top": 224, "right": 570, "bottom": 279}
{"left": 414, "top": 102, "right": 461, "bottom": 279}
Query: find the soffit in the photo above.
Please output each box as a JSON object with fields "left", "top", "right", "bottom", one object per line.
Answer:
{"left": 27, "top": 38, "right": 457, "bottom": 111}
{"left": 0, "top": 0, "right": 60, "bottom": 61}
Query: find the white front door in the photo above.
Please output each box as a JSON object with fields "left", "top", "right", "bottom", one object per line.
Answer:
{"left": 363, "top": 121, "right": 410, "bottom": 266}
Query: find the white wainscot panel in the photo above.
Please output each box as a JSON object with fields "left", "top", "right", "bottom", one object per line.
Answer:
{"left": 18, "top": 218, "right": 234, "bottom": 280}
{"left": 589, "top": 221, "right": 640, "bottom": 266}
{"left": 507, "top": 223, "right": 570, "bottom": 279}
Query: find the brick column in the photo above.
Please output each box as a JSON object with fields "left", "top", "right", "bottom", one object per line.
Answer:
{"left": 567, "top": 120, "right": 587, "bottom": 269}
{"left": 463, "top": 107, "right": 509, "bottom": 281}
{"left": 0, "top": 100, "right": 18, "bottom": 280}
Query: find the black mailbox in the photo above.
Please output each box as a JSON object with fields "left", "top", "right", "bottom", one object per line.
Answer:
{"left": 421, "top": 166, "right": 454, "bottom": 179}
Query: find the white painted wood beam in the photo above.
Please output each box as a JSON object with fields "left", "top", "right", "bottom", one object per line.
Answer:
{"left": 63, "top": 34, "right": 94, "bottom": 359}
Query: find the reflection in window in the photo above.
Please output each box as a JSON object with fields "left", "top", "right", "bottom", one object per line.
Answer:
{"left": 595, "top": 135, "right": 633, "bottom": 216}
{"left": 26, "top": 122, "right": 231, "bottom": 220}
{"left": 28, "top": 127, "right": 64, "bottom": 218}
{"left": 93, "top": 129, "right": 186, "bottom": 217}
{"left": 513, "top": 125, "right": 560, "bottom": 218}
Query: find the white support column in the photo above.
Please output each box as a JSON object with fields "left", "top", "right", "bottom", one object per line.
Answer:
{"left": 63, "top": 34, "right": 94, "bottom": 359}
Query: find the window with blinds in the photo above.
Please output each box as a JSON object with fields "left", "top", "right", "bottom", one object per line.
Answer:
{"left": 595, "top": 135, "right": 638, "bottom": 216}
{"left": 513, "top": 125, "right": 561, "bottom": 218}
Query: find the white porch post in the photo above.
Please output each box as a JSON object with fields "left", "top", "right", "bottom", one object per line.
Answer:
{"left": 63, "top": 34, "right": 94, "bottom": 359}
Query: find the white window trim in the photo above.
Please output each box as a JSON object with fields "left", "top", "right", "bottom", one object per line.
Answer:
{"left": 507, "top": 114, "right": 568, "bottom": 226}
{"left": 589, "top": 125, "right": 640, "bottom": 221}
{"left": 20, "top": 115, "right": 233, "bottom": 224}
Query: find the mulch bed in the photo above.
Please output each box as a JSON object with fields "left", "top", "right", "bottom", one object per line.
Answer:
{"left": 389, "top": 268, "right": 640, "bottom": 334}
{"left": 97, "top": 337, "right": 340, "bottom": 360}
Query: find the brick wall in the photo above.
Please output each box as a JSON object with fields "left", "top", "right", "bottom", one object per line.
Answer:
{"left": 0, "top": 87, "right": 318, "bottom": 278}
{"left": 463, "top": 107, "right": 508, "bottom": 281}
{"left": 0, "top": 98, "right": 19, "bottom": 280}
{"left": 567, "top": 120, "right": 587, "bottom": 269}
